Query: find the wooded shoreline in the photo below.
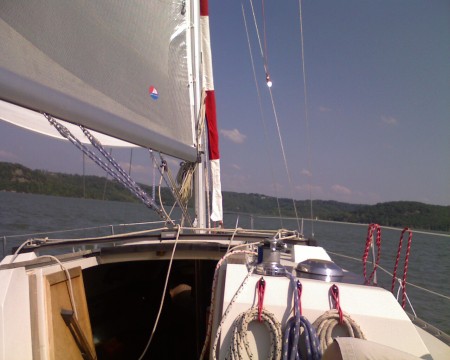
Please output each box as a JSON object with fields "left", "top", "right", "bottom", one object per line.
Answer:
{"left": 1, "top": 162, "right": 449, "bottom": 232}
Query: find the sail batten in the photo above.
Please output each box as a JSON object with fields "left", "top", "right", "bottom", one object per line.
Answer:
{"left": 0, "top": 1, "right": 197, "bottom": 161}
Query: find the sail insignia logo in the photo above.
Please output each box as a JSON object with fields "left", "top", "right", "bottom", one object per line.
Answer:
{"left": 149, "top": 86, "right": 159, "bottom": 100}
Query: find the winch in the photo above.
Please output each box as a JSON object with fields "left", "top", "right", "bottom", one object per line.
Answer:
{"left": 296, "top": 258, "right": 344, "bottom": 282}
{"left": 255, "top": 237, "right": 287, "bottom": 276}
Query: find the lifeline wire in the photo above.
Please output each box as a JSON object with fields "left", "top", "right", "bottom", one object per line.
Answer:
{"left": 328, "top": 250, "right": 450, "bottom": 302}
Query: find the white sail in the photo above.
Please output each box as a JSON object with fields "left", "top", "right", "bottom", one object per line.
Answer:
{"left": 0, "top": 100, "right": 135, "bottom": 147}
{"left": 0, "top": 0, "right": 197, "bottom": 161}
{"left": 201, "top": 0, "right": 223, "bottom": 223}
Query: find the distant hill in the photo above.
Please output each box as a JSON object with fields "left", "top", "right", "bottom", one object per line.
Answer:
{"left": 1, "top": 162, "right": 449, "bottom": 231}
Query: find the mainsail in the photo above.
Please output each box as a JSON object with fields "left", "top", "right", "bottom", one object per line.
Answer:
{"left": 0, "top": 1, "right": 196, "bottom": 161}
{"left": 1, "top": 0, "right": 223, "bottom": 224}
{"left": 0, "top": 100, "right": 135, "bottom": 148}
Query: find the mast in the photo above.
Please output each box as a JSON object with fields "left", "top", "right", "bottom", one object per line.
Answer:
{"left": 192, "top": 0, "right": 207, "bottom": 228}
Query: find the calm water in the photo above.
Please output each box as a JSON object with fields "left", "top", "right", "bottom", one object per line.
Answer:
{"left": 1, "top": 192, "right": 449, "bottom": 333}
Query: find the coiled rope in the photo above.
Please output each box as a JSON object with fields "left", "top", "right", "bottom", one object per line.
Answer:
{"left": 283, "top": 316, "right": 321, "bottom": 360}
{"left": 283, "top": 275, "right": 321, "bottom": 360}
{"left": 227, "top": 307, "right": 282, "bottom": 360}
{"left": 312, "top": 284, "right": 365, "bottom": 353}
{"left": 176, "top": 161, "right": 197, "bottom": 206}
{"left": 312, "top": 310, "right": 365, "bottom": 354}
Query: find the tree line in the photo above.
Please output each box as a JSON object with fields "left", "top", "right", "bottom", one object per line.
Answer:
{"left": 1, "top": 162, "right": 449, "bottom": 232}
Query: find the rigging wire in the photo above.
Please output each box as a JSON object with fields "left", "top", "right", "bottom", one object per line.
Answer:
{"left": 249, "top": 0, "right": 265, "bottom": 60}
{"left": 298, "top": 0, "right": 315, "bottom": 237}
{"left": 128, "top": 148, "right": 133, "bottom": 176}
{"left": 261, "top": 0, "right": 270, "bottom": 73}
{"left": 157, "top": 165, "right": 174, "bottom": 223}
{"left": 102, "top": 148, "right": 112, "bottom": 200}
{"left": 247, "top": 0, "right": 302, "bottom": 231}
{"left": 266, "top": 84, "right": 302, "bottom": 231}
{"left": 241, "top": 2, "right": 284, "bottom": 227}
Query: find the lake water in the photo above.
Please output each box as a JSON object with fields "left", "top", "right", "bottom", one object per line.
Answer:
{"left": 1, "top": 191, "right": 449, "bottom": 334}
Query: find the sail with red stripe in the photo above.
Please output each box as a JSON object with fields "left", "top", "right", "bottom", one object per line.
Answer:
{"left": 201, "top": 0, "right": 223, "bottom": 223}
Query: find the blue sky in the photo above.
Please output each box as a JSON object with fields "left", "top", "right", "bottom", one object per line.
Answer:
{"left": 0, "top": 0, "right": 449, "bottom": 206}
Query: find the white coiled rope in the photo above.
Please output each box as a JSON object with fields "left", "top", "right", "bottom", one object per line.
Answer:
{"left": 227, "top": 307, "right": 282, "bottom": 360}
{"left": 312, "top": 309, "right": 365, "bottom": 353}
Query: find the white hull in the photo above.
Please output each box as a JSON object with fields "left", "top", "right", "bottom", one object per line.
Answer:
{"left": 0, "top": 228, "right": 448, "bottom": 359}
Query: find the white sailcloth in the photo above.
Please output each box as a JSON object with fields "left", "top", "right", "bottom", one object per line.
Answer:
{"left": 201, "top": 0, "right": 223, "bottom": 223}
{"left": 0, "top": 100, "right": 135, "bottom": 148}
{"left": 0, "top": 0, "right": 196, "bottom": 161}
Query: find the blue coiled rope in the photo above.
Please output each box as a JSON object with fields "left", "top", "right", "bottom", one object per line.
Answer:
{"left": 283, "top": 316, "right": 321, "bottom": 360}
{"left": 282, "top": 274, "right": 322, "bottom": 360}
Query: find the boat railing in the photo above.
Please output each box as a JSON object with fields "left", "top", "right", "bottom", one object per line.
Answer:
{"left": 1, "top": 220, "right": 168, "bottom": 259}
{"left": 1, "top": 213, "right": 449, "bottom": 337}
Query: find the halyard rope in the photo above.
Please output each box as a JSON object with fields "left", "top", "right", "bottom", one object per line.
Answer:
{"left": 391, "top": 227, "right": 413, "bottom": 309}
{"left": 283, "top": 273, "right": 301, "bottom": 360}
{"left": 137, "top": 225, "right": 181, "bottom": 360}
{"left": 362, "top": 223, "right": 382, "bottom": 284}
{"left": 200, "top": 249, "right": 257, "bottom": 360}
{"left": 211, "top": 265, "right": 256, "bottom": 360}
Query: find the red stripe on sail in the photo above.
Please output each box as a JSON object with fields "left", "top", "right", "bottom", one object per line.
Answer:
{"left": 201, "top": 0, "right": 222, "bottom": 223}
{"left": 206, "top": 90, "right": 219, "bottom": 160}
{"left": 200, "top": 0, "right": 209, "bottom": 16}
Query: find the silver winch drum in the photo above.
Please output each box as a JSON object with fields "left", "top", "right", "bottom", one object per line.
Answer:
{"left": 295, "top": 259, "right": 344, "bottom": 282}
{"left": 255, "top": 237, "right": 287, "bottom": 276}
